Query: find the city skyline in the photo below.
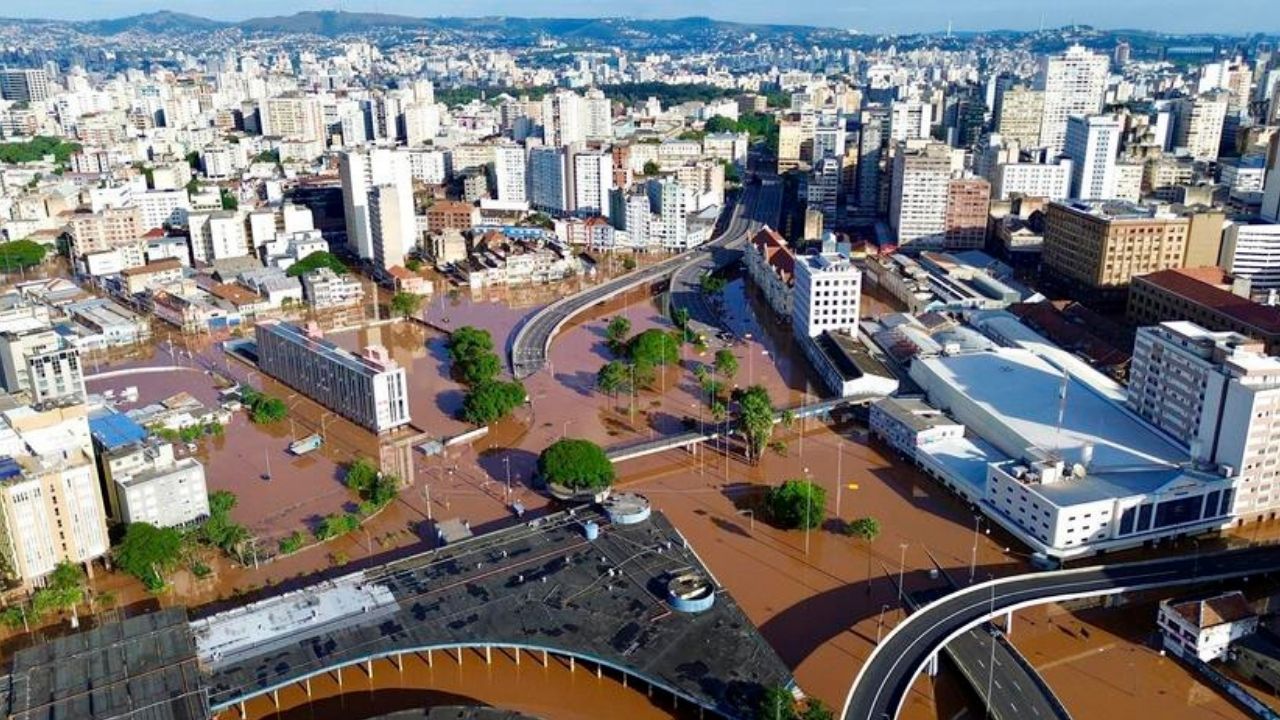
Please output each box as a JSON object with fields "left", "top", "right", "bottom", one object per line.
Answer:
{"left": 3, "top": 0, "right": 1280, "bottom": 35}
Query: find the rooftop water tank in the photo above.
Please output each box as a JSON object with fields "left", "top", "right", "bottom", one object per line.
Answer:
{"left": 583, "top": 521, "right": 600, "bottom": 541}
{"left": 667, "top": 572, "right": 715, "bottom": 613}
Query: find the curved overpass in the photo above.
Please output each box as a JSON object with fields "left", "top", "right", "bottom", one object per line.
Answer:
{"left": 843, "top": 545, "right": 1280, "bottom": 720}
{"left": 509, "top": 182, "right": 762, "bottom": 379}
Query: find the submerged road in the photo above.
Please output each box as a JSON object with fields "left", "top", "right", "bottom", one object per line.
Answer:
{"left": 843, "top": 545, "right": 1280, "bottom": 720}
{"left": 509, "top": 171, "right": 779, "bottom": 379}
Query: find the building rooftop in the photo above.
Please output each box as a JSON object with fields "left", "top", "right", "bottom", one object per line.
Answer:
{"left": 256, "top": 322, "right": 401, "bottom": 377}
{"left": 1167, "top": 591, "right": 1256, "bottom": 630}
{"left": 1136, "top": 268, "right": 1280, "bottom": 336}
{"left": 88, "top": 410, "right": 148, "bottom": 451}
{"left": 198, "top": 507, "right": 792, "bottom": 715}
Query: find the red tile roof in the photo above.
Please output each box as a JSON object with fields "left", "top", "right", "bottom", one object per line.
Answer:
{"left": 1137, "top": 267, "right": 1280, "bottom": 335}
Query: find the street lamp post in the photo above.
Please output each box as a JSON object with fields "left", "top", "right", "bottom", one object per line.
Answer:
{"left": 969, "top": 515, "right": 988, "bottom": 585}
{"left": 803, "top": 466, "right": 812, "bottom": 556}
{"left": 875, "top": 603, "right": 891, "bottom": 644}
{"left": 985, "top": 576, "right": 996, "bottom": 720}
{"left": 898, "top": 543, "right": 909, "bottom": 608}
{"left": 503, "top": 456, "right": 512, "bottom": 501}
{"left": 561, "top": 420, "right": 573, "bottom": 439}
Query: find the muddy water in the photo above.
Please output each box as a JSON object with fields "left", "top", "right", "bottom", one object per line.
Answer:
{"left": 221, "top": 645, "right": 697, "bottom": 720}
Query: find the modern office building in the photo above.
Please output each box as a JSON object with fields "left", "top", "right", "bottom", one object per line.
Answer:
{"left": 1129, "top": 321, "right": 1280, "bottom": 521}
{"left": 492, "top": 145, "right": 528, "bottom": 204}
{"left": 1064, "top": 115, "right": 1120, "bottom": 199}
{"left": 943, "top": 178, "right": 991, "bottom": 249}
{"left": 339, "top": 148, "right": 414, "bottom": 261}
{"left": 996, "top": 85, "right": 1044, "bottom": 149}
{"left": 1036, "top": 45, "right": 1109, "bottom": 155}
{"left": 0, "top": 68, "right": 51, "bottom": 103}
{"left": 792, "top": 246, "right": 862, "bottom": 338}
{"left": 1220, "top": 222, "right": 1280, "bottom": 295}
{"left": 254, "top": 321, "right": 410, "bottom": 434}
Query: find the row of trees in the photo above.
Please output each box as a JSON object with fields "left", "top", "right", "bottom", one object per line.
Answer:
{"left": 0, "top": 239, "right": 49, "bottom": 272}
{"left": 240, "top": 388, "right": 288, "bottom": 424}
{"left": 449, "top": 326, "right": 527, "bottom": 425}
{"left": 0, "top": 136, "right": 81, "bottom": 165}
{"left": 114, "top": 490, "right": 250, "bottom": 591}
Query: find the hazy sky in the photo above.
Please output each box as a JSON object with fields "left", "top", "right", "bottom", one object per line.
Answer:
{"left": 3, "top": 0, "right": 1277, "bottom": 34}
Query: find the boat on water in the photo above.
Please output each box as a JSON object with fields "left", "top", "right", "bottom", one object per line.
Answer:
{"left": 288, "top": 434, "right": 323, "bottom": 455}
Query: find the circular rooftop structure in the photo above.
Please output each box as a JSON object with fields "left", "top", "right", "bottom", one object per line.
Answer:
{"left": 666, "top": 572, "right": 716, "bottom": 613}
{"left": 602, "top": 492, "right": 652, "bottom": 525}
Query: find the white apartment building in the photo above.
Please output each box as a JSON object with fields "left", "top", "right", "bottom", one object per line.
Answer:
{"left": 889, "top": 100, "right": 932, "bottom": 143}
{"left": 492, "top": 145, "right": 528, "bottom": 204}
{"left": 993, "top": 160, "right": 1072, "bottom": 200}
{"left": 339, "top": 148, "right": 414, "bottom": 262}
{"left": 135, "top": 190, "right": 190, "bottom": 232}
{"left": 102, "top": 440, "right": 209, "bottom": 528}
{"left": 1128, "top": 321, "right": 1280, "bottom": 521}
{"left": 1175, "top": 92, "right": 1229, "bottom": 162}
{"left": 541, "top": 90, "right": 585, "bottom": 147}
{"left": 1159, "top": 591, "right": 1258, "bottom": 662}
{"left": 528, "top": 146, "right": 569, "bottom": 215}
{"left": 791, "top": 249, "right": 862, "bottom": 338}
{"left": 0, "top": 327, "right": 85, "bottom": 402}
{"left": 0, "top": 404, "right": 110, "bottom": 585}
{"left": 188, "top": 211, "right": 250, "bottom": 264}
{"left": 1220, "top": 223, "right": 1280, "bottom": 294}
{"left": 369, "top": 184, "right": 410, "bottom": 270}
{"left": 1035, "top": 45, "right": 1109, "bottom": 155}
{"left": 583, "top": 89, "right": 612, "bottom": 140}
{"left": 259, "top": 94, "right": 325, "bottom": 143}
{"left": 301, "top": 267, "right": 364, "bottom": 309}
{"left": 573, "top": 151, "right": 612, "bottom": 219}
{"left": 407, "top": 148, "right": 450, "bottom": 185}
{"left": 1064, "top": 115, "right": 1121, "bottom": 199}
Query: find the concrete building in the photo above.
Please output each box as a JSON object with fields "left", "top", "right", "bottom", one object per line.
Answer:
{"left": 492, "top": 145, "right": 528, "bottom": 204}
{"left": 300, "top": 267, "right": 364, "bottom": 309}
{"left": 254, "top": 322, "right": 410, "bottom": 434}
{"left": 259, "top": 95, "right": 325, "bottom": 144}
{"left": 0, "top": 69, "right": 50, "bottom": 103}
{"left": 890, "top": 143, "right": 952, "bottom": 247}
{"left": 1041, "top": 200, "right": 1211, "bottom": 296}
{"left": 745, "top": 227, "right": 795, "bottom": 320}
{"left": 792, "top": 246, "right": 861, "bottom": 338}
{"left": 1175, "top": 93, "right": 1229, "bottom": 162}
{"left": 889, "top": 100, "right": 932, "bottom": 143}
{"left": 368, "top": 185, "right": 410, "bottom": 271}
{"left": 1129, "top": 321, "right": 1280, "bottom": 521}
{"left": 1263, "top": 134, "right": 1280, "bottom": 223}
{"left": 528, "top": 146, "right": 570, "bottom": 215}
{"left": 339, "top": 148, "right": 414, "bottom": 261}
{"left": 1220, "top": 223, "right": 1280, "bottom": 295}
{"left": 541, "top": 91, "right": 585, "bottom": 147}
{"left": 1064, "top": 115, "right": 1121, "bottom": 199}
{"left": 0, "top": 403, "right": 110, "bottom": 585}
{"left": 188, "top": 211, "right": 250, "bottom": 264}
{"left": 1128, "top": 267, "right": 1280, "bottom": 355}
{"left": 1159, "top": 591, "right": 1258, "bottom": 662}
{"left": 996, "top": 85, "right": 1044, "bottom": 149}
{"left": 993, "top": 160, "right": 1072, "bottom": 200}
{"left": 572, "top": 150, "right": 612, "bottom": 219}
{"left": 944, "top": 178, "right": 991, "bottom": 249}
{"left": 0, "top": 328, "right": 85, "bottom": 403}
{"left": 98, "top": 431, "right": 209, "bottom": 528}
{"left": 1036, "top": 45, "right": 1109, "bottom": 155}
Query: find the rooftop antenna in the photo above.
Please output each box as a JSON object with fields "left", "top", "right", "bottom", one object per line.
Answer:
{"left": 947, "top": 20, "right": 952, "bottom": 39}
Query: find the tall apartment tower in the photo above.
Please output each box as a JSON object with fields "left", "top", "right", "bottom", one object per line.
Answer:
{"left": 1035, "top": 45, "right": 1110, "bottom": 155}
{"left": 1263, "top": 133, "right": 1280, "bottom": 223}
{"left": 1129, "top": 321, "right": 1280, "bottom": 521}
{"left": 541, "top": 90, "right": 585, "bottom": 147}
{"left": 340, "top": 148, "right": 414, "bottom": 262}
{"left": 890, "top": 144, "right": 953, "bottom": 247}
{"left": 369, "top": 185, "right": 409, "bottom": 270}
{"left": 528, "top": 146, "right": 570, "bottom": 215}
{"left": 1175, "top": 92, "right": 1230, "bottom": 162}
{"left": 853, "top": 108, "right": 886, "bottom": 216}
{"left": 572, "top": 150, "right": 612, "bottom": 219}
{"left": 492, "top": 145, "right": 528, "bottom": 204}
{"left": 1064, "top": 115, "right": 1121, "bottom": 199}
{"left": 996, "top": 85, "right": 1045, "bottom": 149}
{"left": 0, "top": 68, "right": 51, "bottom": 103}
{"left": 792, "top": 249, "right": 862, "bottom": 339}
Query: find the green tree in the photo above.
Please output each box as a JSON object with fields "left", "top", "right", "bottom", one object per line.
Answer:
{"left": 405, "top": 257, "right": 423, "bottom": 272}
{"left": 201, "top": 491, "right": 251, "bottom": 558}
{"left": 219, "top": 188, "right": 238, "bottom": 211}
{"left": 316, "top": 513, "right": 361, "bottom": 540}
{"left": 800, "top": 699, "right": 834, "bottom": 720}
{"left": 462, "top": 380, "right": 527, "bottom": 425}
{"left": 738, "top": 385, "right": 777, "bottom": 463}
{"left": 0, "top": 239, "right": 48, "bottom": 271}
{"left": 642, "top": 160, "right": 661, "bottom": 176}
{"left": 285, "top": 250, "right": 349, "bottom": 277}
{"left": 628, "top": 329, "right": 680, "bottom": 367}
{"left": 632, "top": 359, "right": 657, "bottom": 389}
{"left": 765, "top": 479, "right": 827, "bottom": 530}
{"left": 458, "top": 350, "right": 501, "bottom": 386}
{"left": 714, "top": 349, "right": 739, "bottom": 379}
{"left": 449, "top": 325, "right": 495, "bottom": 360}
{"left": 114, "top": 522, "right": 184, "bottom": 590}
{"left": 31, "top": 562, "right": 85, "bottom": 624}
{"left": 345, "top": 457, "right": 399, "bottom": 508}
{"left": 845, "top": 516, "right": 881, "bottom": 542}
{"left": 722, "top": 160, "right": 742, "bottom": 184}
{"left": 671, "top": 306, "right": 691, "bottom": 330}
{"left": 0, "top": 136, "right": 81, "bottom": 165}
{"left": 391, "top": 291, "right": 424, "bottom": 318}
{"left": 250, "top": 396, "right": 286, "bottom": 424}
{"left": 704, "top": 115, "right": 738, "bottom": 134}
{"left": 622, "top": 255, "right": 638, "bottom": 271}
{"left": 604, "top": 316, "right": 632, "bottom": 354}
{"left": 757, "top": 684, "right": 798, "bottom": 720}
{"left": 279, "top": 531, "right": 306, "bottom": 554}
{"left": 538, "top": 439, "right": 615, "bottom": 491}
{"left": 597, "top": 360, "right": 629, "bottom": 397}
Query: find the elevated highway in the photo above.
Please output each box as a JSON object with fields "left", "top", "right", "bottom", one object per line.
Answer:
{"left": 843, "top": 545, "right": 1280, "bottom": 720}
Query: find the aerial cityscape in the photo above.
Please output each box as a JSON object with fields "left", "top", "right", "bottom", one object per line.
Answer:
{"left": 0, "top": 4, "right": 1279, "bottom": 720}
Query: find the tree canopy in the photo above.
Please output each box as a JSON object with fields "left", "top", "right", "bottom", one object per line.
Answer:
{"left": 604, "top": 316, "right": 631, "bottom": 354}
{"left": 285, "top": 251, "right": 349, "bottom": 277}
{"left": 0, "top": 136, "right": 81, "bottom": 165}
{"left": 462, "top": 380, "right": 527, "bottom": 425}
{"left": 0, "top": 239, "right": 48, "bottom": 271}
{"left": 241, "top": 388, "right": 287, "bottom": 424}
{"left": 31, "top": 561, "right": 84, "bottom": 619}
{"left": 845, "top": 516, "right": 881, "bottom": 542}
{"left": 597, "top": 360, "right": 629, "bottom": 397}
{"left": 738, "top": 384, "right": 777, "bottom": 463}
{"left": 344, "top": 457, "right": 399, "bottom": 508}
{"left": 765, "top": 479, "right": 827, "bottom": 530}
{"left": 538, "top": 438, "right": 615, "bottom": 491}
{"left": 390, "top": 291, "right": 424, "bottom": 318}
{"left": 714, "top": 349, "right": 738, "bottom": 379}
{"left": 628, "top": 328, "right": 680, "bottom": 368}
{"left": 115, "top": 522, "right": 184, "bottom": 590}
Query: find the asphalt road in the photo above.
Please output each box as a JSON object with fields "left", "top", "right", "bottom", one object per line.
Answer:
{"left": 843, "top": 545, "right": 1280, "bottom": 720}
{"left": 509, "top": 180, "right": 766, "bottom": 379}
{"left": 945, "top": 623, "right": 1068, "bottom": 720}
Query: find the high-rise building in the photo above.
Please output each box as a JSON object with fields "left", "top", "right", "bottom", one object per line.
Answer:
{"left": 1064, "top": 114, "right": 1121, "bottom": 199}
{"left": 572, "top": 150, "right": 612, "bottom": 219}
{"left": 1128, "top": 321, "right": 1280, "bottom": 521}
{"left": 853, "top": 108, "right": 886, "bottom": 216}
{"left": 541, "top": 90, "right": 585, "bottom": 147}
{"left": 806, "top": 157, "right": 843, "bottom": 221}
{"left": 1259, "top": 133, "right": 1280, "bottom": 223}
{"left": 993, "top": 160, "right": 1073, "bottom": 200}
{"left": 1219, "top": 222, "right": 1280, "bottom": 294}
{"left": 368, "top": 185, "right": 409, "bottom": 271}
{"left": 944, "top": 178, "right": 991, "bottom": 249}
{"left": 528, "top": 146, "right": 570, "bottom": 215}
{"left": 187, "top": 211, "right": 250, "bottom": 264}
{"left": 0, "top": 404, "right": 110, "bottom": 585}
{"left": 1035, "top": 45, "right": 1109, "bottom": 155}
{"left": 339, "top": 148, "right": 414, "bottom": 260}
{"left": 1174, "top": 92, "right": 1229, "bottom": 162}
{"left": 0, "top": 328, "right": 85, "bottom": 402}
{"left": 792, "top": 249, "right": 862, "bottom": 338}
{"left": 259, "top": 94, "right": 325, "bottom": 143}
{"left": 492, "top": 145, "right": 528, "bottom": 204}
{"left": 255, "top": 321, "right": 410, "bottom": 435}
{"left": 890, "top": 144, "right": 952, "bottom": 247}
{"left": 889, "top": 99, "right": 932, "bottom": 143}
{"left": 0, "top": 68, "right": 50, "bottom": 103}
{"left": 995, "top": 85, "right": 1044, "bottom": 149}
{"left": 583, "top": 89, "right": 612, "bottom": 140}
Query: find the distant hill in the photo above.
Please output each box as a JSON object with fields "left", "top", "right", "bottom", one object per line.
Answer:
{"left": 76, "top": 11, "right": 229, "bottom": 35}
